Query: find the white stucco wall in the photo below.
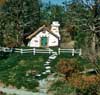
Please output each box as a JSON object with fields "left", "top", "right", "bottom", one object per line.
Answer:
{"left": 28, "top": 31, "right": 59, "bottom": 47}
{"left": 51, "top": 26, "right": 61, "bottom": 39}
{"left": 28, "top": 35, "right": 40, "bottom": 47}
{"left": 48, "top": 33, "right": 59, "bottom": 46}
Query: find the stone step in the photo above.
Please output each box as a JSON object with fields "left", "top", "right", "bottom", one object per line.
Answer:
{"left": 45, "top": 61, "right": 50, "bottom": 64}
{"left": 52, "top": 52, "right": 58, "bottom": 55}
{"left": 45, "top": 66, "right": 51, "bottom": 69}
{"left": 49, "top": 56, "right": 57, "bottom": 59}
{"left": 44, "top": 63, "right": 50, "bottom": 66}
{"left": 42, "top": 72, "right": 47, "bottom": 75}
{"left": 35, "top": 74, "right": 41, "bottom": 77}
{"left": 45, "top": 70, "right": 51, "bottom": 73}
{"left": 47, "top": 59, "right": 52, "bottom": 62}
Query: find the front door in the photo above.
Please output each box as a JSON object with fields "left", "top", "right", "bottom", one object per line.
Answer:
{"left": 41, "top": 37, "right": 47, "bottom": 47}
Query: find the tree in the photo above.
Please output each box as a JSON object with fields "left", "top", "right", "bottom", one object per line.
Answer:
{"left": 80, "top": 0, "right": 100, "bottom": 73}
{"left": 40, "top": 2, "right": 65, "bottom": 27}
{"left": 63, "top": 0, "right": 100, "bottom": 73}
{"left": 0, "top": 0, "right": 40, "bottom": 47}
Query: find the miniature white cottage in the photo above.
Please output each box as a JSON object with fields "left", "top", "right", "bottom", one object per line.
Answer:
{"left": 26, "top": 21, "right": 61, "bottom": 47}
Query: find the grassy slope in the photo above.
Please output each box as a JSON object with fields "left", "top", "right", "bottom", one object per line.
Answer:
{"left": 53, "top": 53, "right": 100, "bottom": 72}
{"left": 0, "top": 53, "right": 49, "bottom": 91}
{"left": 0, "top": 51, "right": 99, "bottom": 91}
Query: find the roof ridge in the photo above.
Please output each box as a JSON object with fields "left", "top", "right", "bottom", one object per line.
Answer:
{"left": 26, "top": 25, "right": 45, "bottom": 39}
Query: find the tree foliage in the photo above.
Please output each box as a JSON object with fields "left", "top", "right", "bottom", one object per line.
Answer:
{"left": 0, "top": 0, "right": 40, "bottom": 47}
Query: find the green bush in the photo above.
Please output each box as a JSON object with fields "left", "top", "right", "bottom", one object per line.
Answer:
{"left": 0, "top": 53, "right": 48, "bottom": 91}
{"left": 23, "top": 79, "right": 39, "bottom": 91}
{"left": 49, "top": 80, "right": 74, "bottom": 95}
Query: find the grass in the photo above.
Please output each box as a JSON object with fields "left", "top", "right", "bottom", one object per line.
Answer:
{"left": 48, "top": 80, "right": 75, "bottom": 95}
{"left": 0, "top": 52, "right": 49, "bottom": 91}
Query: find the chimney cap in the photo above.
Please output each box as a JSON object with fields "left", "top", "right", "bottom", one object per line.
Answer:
{"left": 51, "top": 21, "right": 60, "bottom": 26}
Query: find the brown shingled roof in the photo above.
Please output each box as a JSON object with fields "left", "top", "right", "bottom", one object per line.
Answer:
{"left": 26, "top": 25, "right": 45, "bottom": 39}
{"left": 26, "top": 25, "right": 59, "bottom": 39}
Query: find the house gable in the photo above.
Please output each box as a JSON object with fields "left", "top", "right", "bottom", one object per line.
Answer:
{"left": 26, "top": 25, "right": 59, "bottom": 40}
{"left": 27, "top": 30, "right": 59, "bottom": 47}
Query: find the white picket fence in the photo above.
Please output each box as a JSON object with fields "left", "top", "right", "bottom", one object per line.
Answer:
{"left": 58, "top": 48, "right": 82, "bottom": 56}
{"left": 0, "top": 47, "right": 53, "bottom": 55}
{"left": 0, "top": 47, "right": 82, "bottom": 56}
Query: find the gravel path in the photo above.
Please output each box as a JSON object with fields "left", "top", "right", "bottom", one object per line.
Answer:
{"left": 0, "top": 87, "right": 39, "bottom": 95}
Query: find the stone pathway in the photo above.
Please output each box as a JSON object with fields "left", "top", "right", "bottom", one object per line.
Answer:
{"left": 38, "top": 79, "right": 48, "bottom": 95}
{"left": 0, "top": 87, "right": 39, "bottom": 95}
{"left": 38, "top": 50, "right": 58, "bottom": 95}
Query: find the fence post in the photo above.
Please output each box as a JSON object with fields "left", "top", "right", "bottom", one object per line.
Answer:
{"left": 9, "top": 48, "right": 12, "bottom": 53}
{"left": 21, "top": 48, "right": 23, "bottom": 54}
{"left": 3, "top": 47, "right": 6, "bottom": 52}
{"left": 72, "top": 49, "right": 74, "bottom": 56}
{"left": 33, "top": 48, "right": 35, "bottom": 55}
{"left": 79, "top": 49, "right": 82, "bottom": 56}
{"left": 58, "top": 48, "right": 60, "bottom": 55}
{"left": 49, "top": 48, "right": 51, "bottom": 54}
{"left": 1, "top": 47, "right": 3, "bottom": 52}
{"left": 0, "top": 47, "right": 1, "bottom": 52}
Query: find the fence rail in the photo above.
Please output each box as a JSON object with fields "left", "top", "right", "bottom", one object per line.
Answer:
{"left": 0, "top": 47, "right": 53, "bottom": 55}
{"left": 58, "top": 48, "right": 82, "bottom": 56}
{"left": 0, "top": 47, "right": 82, "bottom": 56}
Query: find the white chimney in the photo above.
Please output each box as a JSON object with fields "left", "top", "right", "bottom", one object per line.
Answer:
{"left": 51, "top": 21, "right": 60, "bottom": 39}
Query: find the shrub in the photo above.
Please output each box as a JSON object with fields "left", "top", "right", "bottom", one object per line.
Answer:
{"left": 48, "top": 80, "right": 74, "bottom": 95}
{"left": 68, "top": 74, "right": 100, "bottom": 95}
{"left": 56, "top": 59, "right": 79, "bottom": 78}
{"left": 0, "top": 53, "right": 47, "bottom": 91}
{"left": 23, "top": 79, "right": 39, "bottom": 91}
